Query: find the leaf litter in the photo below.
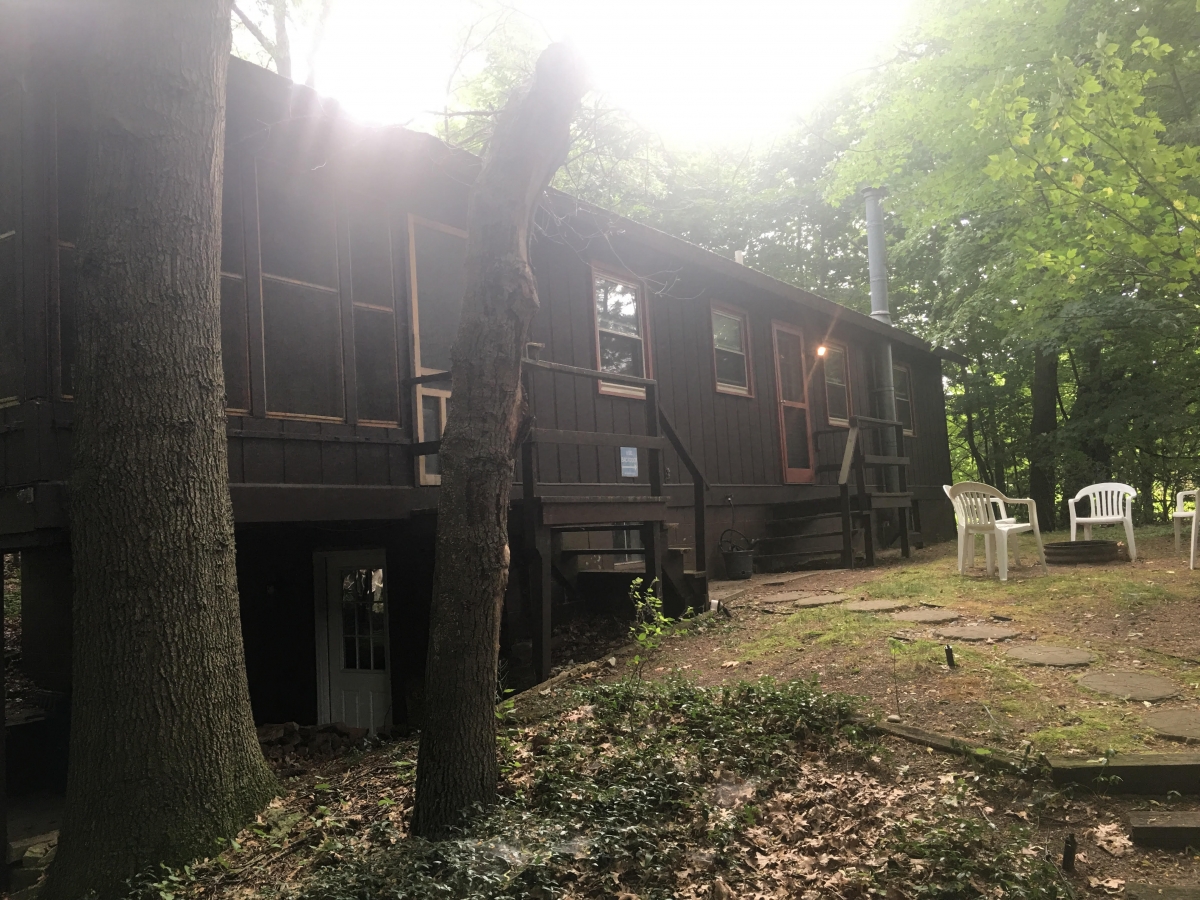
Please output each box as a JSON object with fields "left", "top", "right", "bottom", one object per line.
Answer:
{"left": 127, "top": 676, "right": 1069, "bottom": 900}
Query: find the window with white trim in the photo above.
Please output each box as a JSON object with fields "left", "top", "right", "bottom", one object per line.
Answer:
{"left": 822, "top": 345, "right": 851, "bottom": 425}
{"left": 594, "top": 274, "right": 647, "bottom": 397}
{"left": 712, "top": 307, "right": 751, "bottom": 395}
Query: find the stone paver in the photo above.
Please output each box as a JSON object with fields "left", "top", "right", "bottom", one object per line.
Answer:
{"left": 758, "top": 591, "right": 813, "bottom": 604}
{"left": 1078, "top": 671, "right": 1180, "bottom": 702}
{"left": 1005, "top": 645, "right": 1095, "bottom": 667}
{"left": 793, "top": 593, "right": 848, "bottom": 608}
{"left": 844, "top": 599, "right": 910, "bottom": 613}
{"left": 891, "top": 608, "right": 962, "bottom": 624}
{"left": 1145, "top": 708, "right": 1200, "bottom": 742}
{"left": 934, "top": 624, "right": 1020, "bottom": 641}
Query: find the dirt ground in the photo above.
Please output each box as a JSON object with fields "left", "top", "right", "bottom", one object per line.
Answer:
{"left": 602, "top": 525, "right": 1200, "bottom": 891}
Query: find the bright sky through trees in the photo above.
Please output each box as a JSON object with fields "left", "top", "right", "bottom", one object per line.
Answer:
{"left": 288, "top": 0, "right": 914, "bottom": 146}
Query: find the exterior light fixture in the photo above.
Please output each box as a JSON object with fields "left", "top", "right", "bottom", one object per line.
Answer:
{"left": 817, "top": 346, "right": 827, "bottom": 357}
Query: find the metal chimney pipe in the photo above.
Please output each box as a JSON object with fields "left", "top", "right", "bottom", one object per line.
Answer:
{"left": 862, "top": 186, "right": 892, "bottom": 326}
{"left": 861, "top": 186, "right": 899, "bottom": 495}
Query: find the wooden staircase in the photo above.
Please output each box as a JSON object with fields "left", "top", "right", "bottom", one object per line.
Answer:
{"left": 755, "top": 417, "right": 921, "bottom": 571}
{"left": 517, "top": 357, "right": 709, "bottom": 681}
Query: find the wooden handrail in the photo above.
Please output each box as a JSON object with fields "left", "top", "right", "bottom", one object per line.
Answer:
{"left": 658, "top": 408, "right": 709, "bottom": 489}
{"left": 522, "top": 357, "right": 656, "bottom": 388}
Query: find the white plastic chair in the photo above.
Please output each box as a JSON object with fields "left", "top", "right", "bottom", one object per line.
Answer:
{"left": 947, "top": 482, "right": 1047, "bottom": 581}
{"left": 1068, "top": 483, "right": 1137, "bottom": 561}
{"left": 1173, "top": 490, "right": 1198, "bottom": 569}
{"left": 943, "top": 484, "right": 1016, "bottom": 574}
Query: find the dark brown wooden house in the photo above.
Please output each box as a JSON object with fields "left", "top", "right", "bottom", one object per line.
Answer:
{"left": 0, "top": 54, "right": 960, "bottom": 739}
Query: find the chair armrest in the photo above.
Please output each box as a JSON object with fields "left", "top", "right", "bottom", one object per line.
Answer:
{"left": 1002, "top": 497, "right": 1040, "bottom": 527}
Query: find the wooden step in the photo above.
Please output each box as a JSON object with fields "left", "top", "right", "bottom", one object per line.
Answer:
{"left": 1128, "top": 812, "right": 1200, "bottom": 850}
{"left": 1128, "top": 885, "right": 1200, "bottom": 899}
{"left": 538, "top": 495, "right": 668, "bottom": 526}
{"left": 865, "top": 491, "right": 914, "bottom": 509}
{"left": 1048, "top": 753, "right": 1200, "bottom": 794}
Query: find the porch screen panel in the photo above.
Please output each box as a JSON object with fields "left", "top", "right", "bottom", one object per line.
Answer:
{"left": 262, "top": 279, "right": 344, "bottom": 418}
{"left": 220, "top": 155, "right": 250, "bottom": 411}
{"left": 56, "top": 94, "right": 88, "bottom": 398}
{"left": 0, "top": 87, "right": 19, "bottom": 402}
{"left": 412, "top": 222, "right": 466, "bottom": 373}
{"left": 783, "top": 406, "right": 811, "bottom": 470}
{"left": 257, "top": 160, "right": 344, "bottom": 418}
{"left": 350, "top": 201, "right": 399, "bottom": 423}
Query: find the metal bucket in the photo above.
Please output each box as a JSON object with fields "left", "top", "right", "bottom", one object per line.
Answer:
{"left": 719, "top": 528, "right": 755, "bottom": 580}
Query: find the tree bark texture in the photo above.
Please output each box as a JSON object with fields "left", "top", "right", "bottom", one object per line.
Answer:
{"left": 42, "top": 3, "right": 276, "bottom": 897}
{"left": 1029, "top": 346, "right": 1058, "bottom": 531}
{"left": 413, "top": 44, "right": 585, "bottom": 838}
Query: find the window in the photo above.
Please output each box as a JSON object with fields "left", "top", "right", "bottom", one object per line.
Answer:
{"left": 712, "top": 307, "right": 751, "bottom": 395}
{"left": 257, "top": 160, "right": 344, "bottom": 420}
{"left": 409, "top": 217, "right": 467, "bottom": 375}
{"left": 594, "top": 273, "right": 647, "bottom": 397}
{"left": 821, "top": 344, "right": 851, "bottom": 425}
{"left": 893, "top": 364, "right": 914, "bottom": 435}
{"left": 340, "top": 567, "right": 386, "bottom": 671}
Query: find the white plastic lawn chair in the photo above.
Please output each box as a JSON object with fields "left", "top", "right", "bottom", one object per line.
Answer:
{"left": 1068, "top": 482, "right": 1137, "bottom": 561}
{"left": 947, "top": 482, "right": 1047, "bottom": 582}
{"left": 1172, "top": 489, "right": 1198, "bottom": 570}
{"left": 943, "top": 484, "right": 1016, "bottom": 574}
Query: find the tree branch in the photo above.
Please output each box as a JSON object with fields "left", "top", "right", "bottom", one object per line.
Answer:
{"left": 232, "top": 3, "right": 276, "bottom": 60}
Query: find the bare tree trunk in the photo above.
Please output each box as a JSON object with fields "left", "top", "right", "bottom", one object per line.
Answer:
{"left": 41, "top": 3, "right": 275, "bottom": 896}
{"left": 413, "top": 44, "right": 585, "bottom": 838}
{"left": 1029, "top": 345, "right": 1058, "bottom": 530}
{"left": 271, "top": 0, "right": 291, "bottom": 80}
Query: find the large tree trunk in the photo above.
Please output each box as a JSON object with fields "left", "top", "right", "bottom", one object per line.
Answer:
{"left": 41, "top": 3, "right": 275, "bottom": 897}
{"left": 1028, "top": 345, "right": 1058, "bottom": 530}
{"left": 413, "top": 44, "right": 585, "bottom": 838}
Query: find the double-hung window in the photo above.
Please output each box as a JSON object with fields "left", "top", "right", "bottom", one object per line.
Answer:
{"left": 594, "top": 273, "right": 647, "bottom": 397}
{"left": 821, "top": 344, "right": 851, "bottom": 425}
{"left": 893, "top": 364, "right": 915, "bottom": 435}
{"left": 712, "top": 306, "right": 752, "bottom": 395}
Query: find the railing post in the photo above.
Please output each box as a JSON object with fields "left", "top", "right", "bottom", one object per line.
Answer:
{"left": 644, "top": 382, "right": 662, "bottom": 497}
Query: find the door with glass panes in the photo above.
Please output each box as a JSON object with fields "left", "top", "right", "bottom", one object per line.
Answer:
{"left": 318, "top": 550, "right": 391, "bottom": 731}
{"left": 772, "top": 322, "right": 815, "bottom": 483}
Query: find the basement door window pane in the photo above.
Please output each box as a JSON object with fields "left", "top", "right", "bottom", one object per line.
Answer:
{"left": 595, "top": 276, "right": 645, "bottom": 378}
{"left": 341, "top": 567, "right": 386, "bottom": 671}
{"left": 824, "top": 346, "right": 850, "bottom": 423}
{"left": 262, "top": 279, "right": 344, "bottom": 418}
{"left": 412, "top": 222, "right": 466, "bottom": 373}
{"left": 893, "top": 365, "right": 914, "bottom": 434}
{"left": 712, "top": 310, "right": 748, "bottom": 391}
{"left": 421, "top": 394, "right": 444, "bottom": 476}
{"left": 783, "top": 406, "right": 811, "bottom": 471}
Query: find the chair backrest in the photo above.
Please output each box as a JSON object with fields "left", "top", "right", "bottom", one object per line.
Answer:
{"left": 947, "top": 482, "right": 1006, "bottom": 527}
{"left": 1073, "top": 482, "right": 1136, "bottom": 518}
{"left": 1178, "top": 491, "right": 1197, "bottom": 513}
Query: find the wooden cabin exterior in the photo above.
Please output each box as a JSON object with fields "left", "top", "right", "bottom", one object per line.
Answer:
{"left": 0, "top": 53, "right": 958, "bottom": 735}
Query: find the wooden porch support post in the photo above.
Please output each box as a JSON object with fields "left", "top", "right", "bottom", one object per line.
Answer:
{"left": 854, "top": 439, "right": 875, "bottom": 567}
{"left": 839, "top": 483, "right": 854, "bottom": 569}
{"left": 644, "top": 383, "right": 664, "bottom": 587}
{"left": 895, "top": 423, "right": 911, "bottom": 558}
{"left": 521, "top": 425, "right": 551, "bottom": 682}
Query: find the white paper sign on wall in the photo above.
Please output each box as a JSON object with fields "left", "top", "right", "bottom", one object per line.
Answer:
{"left": 620, "top": 446, "right": 638, "bottom": 478}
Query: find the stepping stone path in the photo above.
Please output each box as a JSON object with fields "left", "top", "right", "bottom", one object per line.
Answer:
{"left": 844, "top": 599, "right": 910, "bottom": 613}
{"left": 757, "top": 591, "right": 815, "bottom": 604}
{"left": 792, "top": 593, "right": 849, "bottom": 608}
{"left": 1005, "top": 645, "right": 1095, "bottom": 667}
{"left": 1078, "top": 671, "right": 1180, "bottom": 702}
{"left": 1145, "top": 708, "right": 1200, "bottom": 743}
{"left": 934, "top": 624, "right": 1020, "bottom": 641}
{"left": 891, "top": 608, "right": 962, "bottom": 624}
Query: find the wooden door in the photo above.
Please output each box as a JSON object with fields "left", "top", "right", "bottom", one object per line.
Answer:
{"left": 317, "top": 550, "right": 391, "bottom": 731}
{"left": 772, "top": 323, "right": 815, "bottom": 483}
